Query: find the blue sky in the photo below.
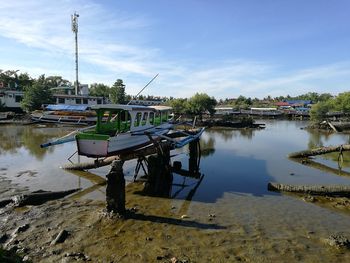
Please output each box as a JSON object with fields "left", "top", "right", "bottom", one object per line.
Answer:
{"left": 1, "top": 0, "right": 350, "bottom": 99}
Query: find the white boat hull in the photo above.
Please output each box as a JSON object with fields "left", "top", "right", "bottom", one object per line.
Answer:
{"left": 31, "top": 112, "right": 96, "bottom": 125}
{"left": 76, "top": 123, "right": 173, "bottom": 157}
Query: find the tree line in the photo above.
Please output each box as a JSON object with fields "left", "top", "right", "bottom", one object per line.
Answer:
{"left": 310, "top": 92, "right": 350, "bottom": 121}
{"left": 0, "top": 70, "right": 128, "bottom": 112}
{"left": 1, "top": 69, "right": 349, "bottom": 121}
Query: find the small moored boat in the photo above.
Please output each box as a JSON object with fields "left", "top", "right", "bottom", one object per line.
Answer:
{"left": 75, "top": 104, "right": 173, "bottom": 157}
{"left": 40, "top": 104, "right": 205, "bottom": 159}
{"left": 31, "top": 104, "right": 97, "bottom": 125}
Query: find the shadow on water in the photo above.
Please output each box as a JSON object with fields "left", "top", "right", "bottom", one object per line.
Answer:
{"left": 127, "top": 128, "right": 275, "bottom": 203}
{"left": 169, "top": 128, "right": 276, "bottom": 203}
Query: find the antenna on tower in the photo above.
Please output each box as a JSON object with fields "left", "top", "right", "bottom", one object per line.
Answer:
{"left": 71, "top": 12, "right": 79, "bottom": 95}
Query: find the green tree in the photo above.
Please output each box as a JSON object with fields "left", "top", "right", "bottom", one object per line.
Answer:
{"left": 332, "top": 92, "right": 350, "bottom": 113}
{"left": 45, "top": 76, "right": 71, "bottom": 89}
{"left": 0, "top": 69, "right": 19, "bottom": 89}
{"left": 21, "top": 75, "right": 54, "bottom": 112}
{"left": 110, "top": 79, "right": 126, "bottom": 104}
{"left": 234, "top": 95, "right": 252, "bottom": 109}
{"left": 166, "top": 98, "right": 188, "bottom": 114}
{"left": 310, "top": 101, "right": 331, "bottom": 121}
{"left": 310, "top": 92, "right": 350, "bottom": 121}
{"left": 187, "top": 93, "right": 217, "bottom": 118}
{"left": 89, "top": 83, "right": 110, "bottom": 97}
{"left": 16, "top": 73, "right": 34, "bottom": 91}
{"left": 318, "top": 93, "right": 333, "bottom": 102}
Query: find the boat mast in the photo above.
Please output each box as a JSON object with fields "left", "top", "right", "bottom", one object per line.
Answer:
{"left": 71, "top": 12, "right": 79, "bottom": 95}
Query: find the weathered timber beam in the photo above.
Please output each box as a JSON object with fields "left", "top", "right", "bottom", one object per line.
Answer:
{"left": 288, "top": 144, "right": 350, "bottom": 158}
{"left": 61, "top": 156, "right": 118, "bottom": 170}
{"left": 268, "top": 182, "right": 350, "bottom": 197}
{"left": 62, "top": 141, "right": 173, "bottom": 170}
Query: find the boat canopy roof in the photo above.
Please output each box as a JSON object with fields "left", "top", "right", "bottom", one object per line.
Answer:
{"left": 91, "top": 104, "right": 172, "bottom": 112}
{"left": 91, "top": 104, "right": 154, "bottom": 111}
{"left": 151, "top": 105, "right": 172, "bottom": 111}
{"left": 45, "top": 104, "right": 90, "bottom": 111}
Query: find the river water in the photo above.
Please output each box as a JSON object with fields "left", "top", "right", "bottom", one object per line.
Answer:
{"left": 1, "top": 120, "right": 350, "bottom": 261}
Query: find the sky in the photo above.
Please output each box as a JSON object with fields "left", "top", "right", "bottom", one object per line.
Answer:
{"left": 1, "top": 0, "right": 350, "bottom": 99}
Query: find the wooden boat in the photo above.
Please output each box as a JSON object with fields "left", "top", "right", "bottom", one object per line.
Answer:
{"left": 41, "top": 104, "right": 205, "bottom": 159}
{"left": 31, "top": 104, "right": 97, "bottom": 125}
{"left": 75, "top": 104, "right": 174, "bottom": 157}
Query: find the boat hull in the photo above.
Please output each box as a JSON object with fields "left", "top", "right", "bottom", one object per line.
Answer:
{"left": 31, "top": 112, "right": 96, "bottom": 125}
{"left": 76, "top": 124, "right": 173, "bottom": 158}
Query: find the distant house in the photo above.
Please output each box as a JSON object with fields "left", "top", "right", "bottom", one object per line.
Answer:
{"left": 0, "top": 90, "right": 24, "bottom": 111}
{"left": 275, "top": 102, "right": 290, "bottom": 107}
{"left": 53, "top": 94, "right": 104, "bottom": 106}
{"left": 214, "top": 106, "right": 240, "bottom": 115}
{"left": 0, "top": 84, "right": 105, "bottom": 111}
{"left": 285, "top": 100, "right": 312, "bottom": 107}
{"left": 241, "top": 107, "right": 282, "bottom": 116}
{"left": 275, "top": 100, "right": 313, "bottom": 109}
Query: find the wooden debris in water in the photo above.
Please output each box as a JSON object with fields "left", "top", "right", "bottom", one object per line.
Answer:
{"left": 288, "top": 144, "right": 350, "bottom": 158}
{"left": 268, "top": 182, "right": 350, "bottom": 197}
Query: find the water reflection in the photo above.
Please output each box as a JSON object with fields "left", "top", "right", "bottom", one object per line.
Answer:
{"left": 199, "top": 128, "right": 258, "bottom": 158}
{"left": 0, "top": 125, "right": 71, "bottom": 160}
{"left": 206, "top": 127, "right": 256, "bottom": 141}
{"left": 305, "top": 130, "right": 336, "bottom": 149}
{"left": 290, "top": 158, "right": 350, "bottom": 177}
{"left": 200, "top": 136, "right": 215, "bottom": 157}
{"left": 2, "top": 121, "right": 350, "bottom": 205}
{"left": 305, "top": 129, "right": 350, "bottom": 169}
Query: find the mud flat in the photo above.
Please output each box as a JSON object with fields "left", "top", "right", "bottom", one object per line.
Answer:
{"left": 1, "top": 181, "right": 350, "bottom": 262}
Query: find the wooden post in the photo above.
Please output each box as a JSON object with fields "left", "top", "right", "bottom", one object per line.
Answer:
{"left": 106, "top": 160, "right": 125, "bottom": 214}
{"left": 189, "top": 139, "right": 200, "bottom": 178}
{"left": 144, "top": 144, "right": 173, "bottom": 197}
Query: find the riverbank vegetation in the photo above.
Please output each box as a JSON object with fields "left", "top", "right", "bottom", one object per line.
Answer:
{"left": 310, "top": 92, "right": 350, "bottom": 121}
{"left": 1, "top": 69, "right": 349, "bottom": 122}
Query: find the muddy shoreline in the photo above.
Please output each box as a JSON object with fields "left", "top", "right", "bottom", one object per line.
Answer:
{"left": 2, "top": 179, "right": 350, "bottom": 262}
{"left": 2, "top": 122, "right": 350, "bottom": 262}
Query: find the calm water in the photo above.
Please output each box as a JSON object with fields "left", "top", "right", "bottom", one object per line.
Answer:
{"left": 3, "top": 120, "right": 350, "bottom": 261}
{"left": 1, "top": 120, "right": 350, "bottom": 201}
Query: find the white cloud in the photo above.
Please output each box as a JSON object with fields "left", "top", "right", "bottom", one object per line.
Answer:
{"left": 1, "top": 1, "right": 350, "bottom": 99}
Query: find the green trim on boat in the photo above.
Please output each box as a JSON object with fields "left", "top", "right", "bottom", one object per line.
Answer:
{"left": 76, "top": 133, "right": 110, "bottom": 140}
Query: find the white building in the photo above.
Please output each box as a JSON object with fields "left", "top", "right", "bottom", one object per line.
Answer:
{"left": 53, "top": 94, "right": 104, "bottom": 106}
{"left": 0, "top": 89, "right": 105, "bottom": 111}
{"left": 0, "top": 90, "right": 24, "bottom": 111}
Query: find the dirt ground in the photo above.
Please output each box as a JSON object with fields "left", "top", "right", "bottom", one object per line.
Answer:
{"left": 2, "top": 179, "right": 350, "bottom": 263}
